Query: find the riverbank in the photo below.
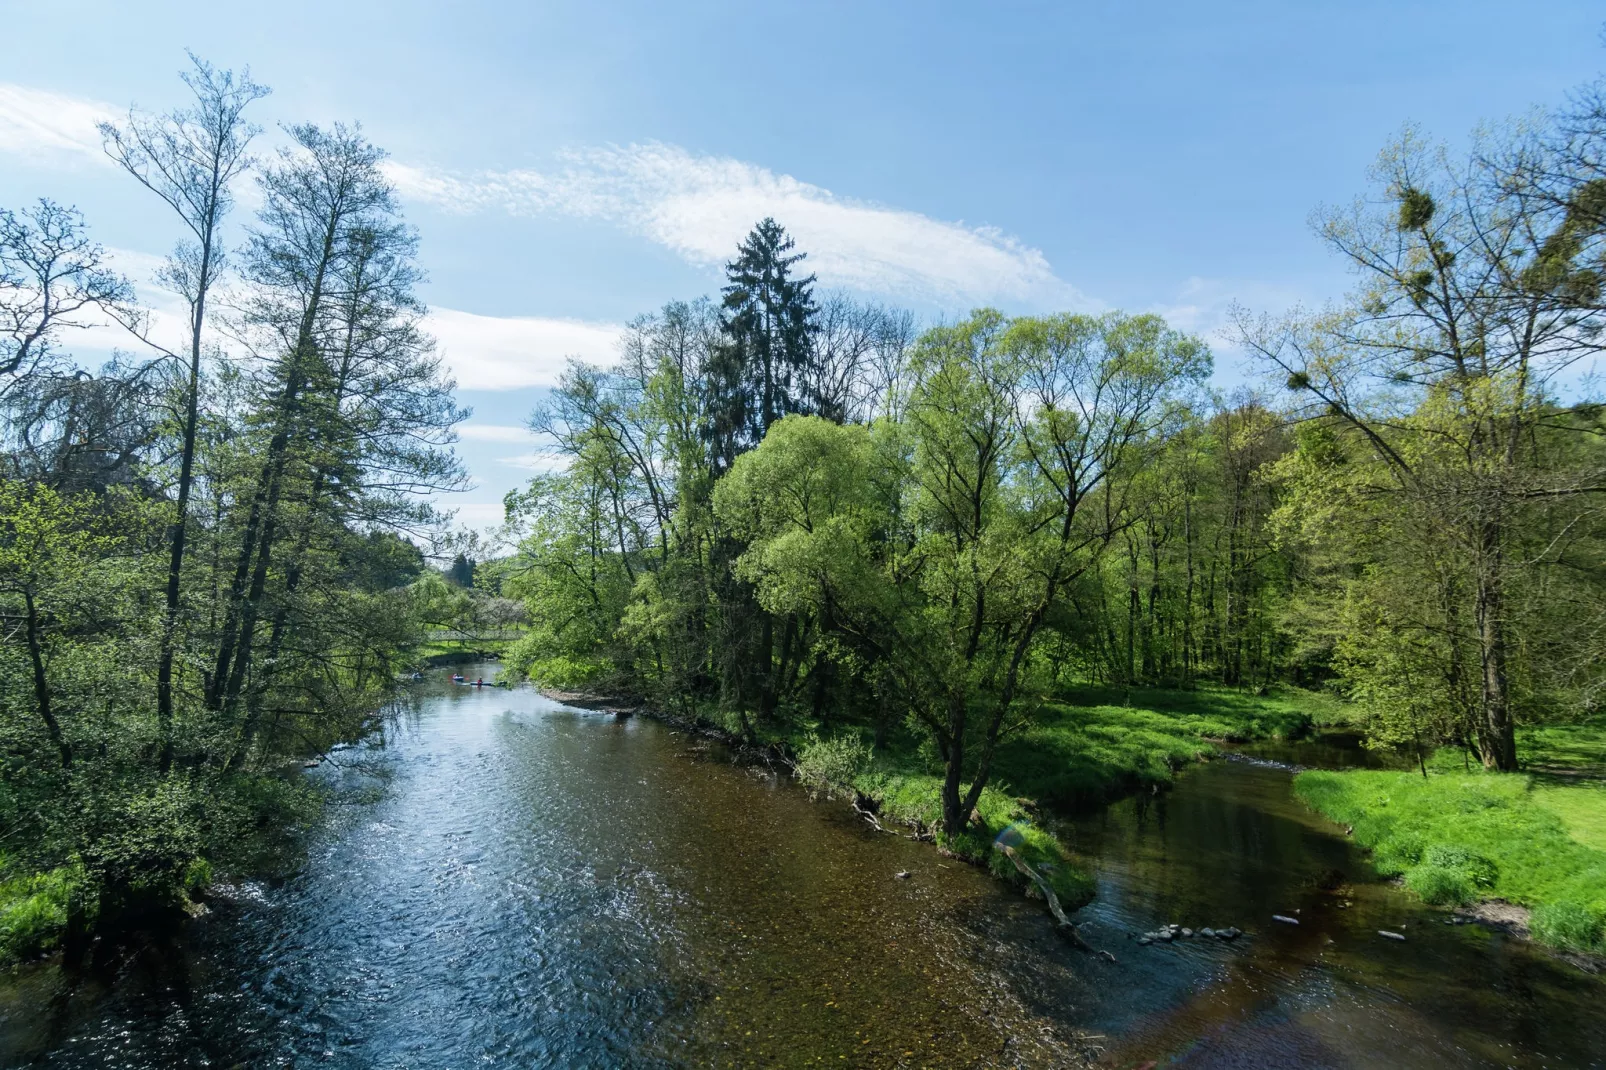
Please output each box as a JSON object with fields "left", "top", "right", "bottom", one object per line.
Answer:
{"left": 542, "top": 683, "right": 1341, "bottom": 920}
{"left": 1293, "top": 719, "right": 1606, "bottom": 958}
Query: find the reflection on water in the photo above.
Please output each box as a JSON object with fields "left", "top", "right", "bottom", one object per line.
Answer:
{"left": 1061, "top": 750, "right": 1606, "bottom": 1069}
{"left": 0, "top": 669, "right": 1092, "bottom": 1067}
{"left": 0, "top": 680, "right": 1600, "bottom": 1068}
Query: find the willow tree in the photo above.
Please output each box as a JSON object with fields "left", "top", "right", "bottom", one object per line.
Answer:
{"left": 716, "top": 310, "right": 1208, "bottom": 837}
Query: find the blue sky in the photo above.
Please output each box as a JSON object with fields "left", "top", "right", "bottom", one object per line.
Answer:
{"left": 2, "top": 1, "right": 1602, "bottom": 530}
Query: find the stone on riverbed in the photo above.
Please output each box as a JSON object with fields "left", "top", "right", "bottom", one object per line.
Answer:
{"left": 1200, "top": 927, "right": 1216, "bottom": 937}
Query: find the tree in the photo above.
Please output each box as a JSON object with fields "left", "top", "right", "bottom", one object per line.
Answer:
{"left": 0, "top": 200, "right": 131, "bottom": 383}
{"left": 447, "top": 552, "right": 475, "bottom": 588}
{"left": 704, "top": 218, "right": 818, "bottom": 472}
{"left": 207, "top": 123, "right": 420, "bottom": 720}
{"left": 716, "top": 310, "right": 1209, "bottom": 837}
{"left": 1240, "top": 123, "right": 1606, "bottom": 769}
{"left": 101, "top": 54, "right": 268, "bottom": 758}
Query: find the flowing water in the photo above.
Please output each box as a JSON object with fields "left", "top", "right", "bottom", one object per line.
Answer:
{"left": 0, "top": 668, "right": 1601, "bottom": 1068}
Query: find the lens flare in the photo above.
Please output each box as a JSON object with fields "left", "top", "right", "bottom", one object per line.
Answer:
{"left": 994, "top": 821, "right": 1027, "bottom": 850}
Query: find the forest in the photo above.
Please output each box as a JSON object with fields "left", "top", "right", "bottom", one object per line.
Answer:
{"left": 501, "top": 104, "right": 1606, "bottom": 933}
{"left": 0, "top": 61, "right": 462, "bottom": 956}
{"left": 2, "top": 53, "right": 1605, "bottom": 972}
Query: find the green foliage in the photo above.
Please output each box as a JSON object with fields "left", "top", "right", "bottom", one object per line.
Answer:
{"left": 1294, "top": 767, "right": 1606, "bottom": 951}
{"left": 0, "top": 863, "right": 79, "bottom": 961}
{"left": 518, "top": 652, "right": 608, "bottom": 690}
{"left": 1397, "top": 187, "right": 1436, "bottom": 231}
{"left": 793, "top": 731, "right": 872, "bottom": 796}
{"left": 0, "top": 98, "right": 455, "bottom": 955}
{"left": 1530, "top": 899, "right": 1606, "bottom": 954}
{"left": 1404, "top": 863, "right": 1474, "bottom": 905}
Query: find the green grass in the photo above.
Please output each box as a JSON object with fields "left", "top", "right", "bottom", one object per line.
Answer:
{"left": 1534, "top": 781, "right": 1606, "bottom": 853}
{"left": 417, "top": 637, "right": 514, "bottom": 663}
{"left": 777, "top": 683, "right": 1341, "bottom": 908}
{"left": 990, "top": 684, "right": 1331, "bottom": 806}
{"left": 1294, "top": 766, "right": 1606, "bottom": 953}
{"left": 1518, "top": 720, "right": 1606, "bottom": 776}
{"left": 851, "top": 767, "right": 1096, "bottom": 907}
{"left": 0, "top": 860, "right": 79, "bottom": 963}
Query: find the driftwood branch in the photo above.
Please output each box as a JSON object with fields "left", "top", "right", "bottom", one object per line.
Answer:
{"left": 998, "top": 844, "right": 1116, "bottom": 963}
{"left": 851, "top": 793, "right": 895, "bottom": 834}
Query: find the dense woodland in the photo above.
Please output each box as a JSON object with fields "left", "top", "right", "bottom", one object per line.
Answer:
{"left": 0, "top": 61, "right": 461, "bottom": 949}
{"left": 3, "top": 56, "right": 1605, "bottom": 956}
{"left": 505, "top": 107, "right": 1606, "bottom": 834}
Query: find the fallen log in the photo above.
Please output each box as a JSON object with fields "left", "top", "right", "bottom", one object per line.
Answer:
{"left": 998, "top": 844, "right": 1116, "bottom": 963}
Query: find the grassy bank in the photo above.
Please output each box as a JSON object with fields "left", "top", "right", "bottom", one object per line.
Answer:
{"left": 1294, "top": 719, "right": 1606, "bottom": 955}
{"left": 993, "top": 684, "right": 1336, "bottom": 806}
{"left": 0, "top": 863, "right": 78, "bottom": 962}
{"left": 762, "top": 684, "right": 1337, "bottom": 910}
{"left": 417, "top": 637, "right": 515, "bottom": 665}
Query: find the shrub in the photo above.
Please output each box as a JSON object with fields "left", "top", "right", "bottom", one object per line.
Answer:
{"left": 794, "top": 732, "right": 871, "bottom": 796}
{"left": 1404, "top": 863, "right": 1474, "bottom": 905}
{"left": 0, "top": 865, "right": 79, "bottom": 962}
{"left": 1531, "top": 900, "right": 1606, "bottom": 953}
{"left": 1371, "top": 832, "right": 1424, "bottom": 875}
{"left": 523, "top": 654, "right": 606, "bottom": 689}
{"left": 1422, "top": 844, "right": 1498, "bottom": 889}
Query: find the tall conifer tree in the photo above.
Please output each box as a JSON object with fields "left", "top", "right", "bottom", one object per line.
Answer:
{"left": 704, "top": 218, "right": 817, "bottom": 472}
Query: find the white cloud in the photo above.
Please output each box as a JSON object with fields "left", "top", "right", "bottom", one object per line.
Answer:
{"left": 448, "top": 502, "right": 513, "bottom": 528}
{"left": 426, "top": 307, "right": 622, "bottom": 390}
{"left": 2, "top": 76, "right": 1084, "bottom": 309}
{"left": 496, "top": 451, "right": 570, "bottom": 473}
{"left": 0, "top": 83, "right": 116, "bottom": 164}
{"left": 455, "top": 423, "right": 539, "bottom": 443}
{"left": 386, "top": 144, "right": 1088, "bottom": 308}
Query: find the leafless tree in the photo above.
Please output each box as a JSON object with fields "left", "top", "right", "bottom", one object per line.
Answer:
{"left": 0, "top": 200, "right": 132, "bottom": 385}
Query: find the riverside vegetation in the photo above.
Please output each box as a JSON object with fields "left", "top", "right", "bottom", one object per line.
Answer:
{"left": 0, "top": 61, "right": 466, "bottom": 960}
{"left": 4, "top": 53, "right": 1606, "bottom": 973}
{"left": 499, "top": 78, "right": 1606, "bottom": 951}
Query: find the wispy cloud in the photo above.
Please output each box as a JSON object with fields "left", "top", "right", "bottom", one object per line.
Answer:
{"left": 426, "top": 307, "right": 622, "bottom": 391}
{"left": 0, "top": 83, "right": 115, "bottom": 164}
{"left": 385, "top": 144, "right": 1087, "bottom": 307}
{"left": 455, "top": 423, "right": 540, "bottom": 443}
{"left": 496, "top": 451, "right": 570, "bottom": 473}
{"left": 3, "top": 77, "right": 1085, "bottom": 309}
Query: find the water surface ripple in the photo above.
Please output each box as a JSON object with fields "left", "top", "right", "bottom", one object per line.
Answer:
{"left": 1, "top": 671, "right": 1601, "bottom": 1068}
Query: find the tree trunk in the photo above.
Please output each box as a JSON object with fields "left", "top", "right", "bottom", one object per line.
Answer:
{"left": 155, "top": 241, "right": 213, "bottom": 772}
{"left": 940, "top": 691, "right": 968, "bottom": 837}
{"left": 1474, "top": 532, "right": 1517, "bottom": 770}
{"left": 23, "top": 589, "right": 71, "bottom": 769}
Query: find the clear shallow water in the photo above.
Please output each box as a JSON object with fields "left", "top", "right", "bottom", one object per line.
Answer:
{"left": 0, "top": 677, "right": 1601, "bottom": 1068}
{"left": 1063, "top": 751, "right": 1606, "bottom": 1069}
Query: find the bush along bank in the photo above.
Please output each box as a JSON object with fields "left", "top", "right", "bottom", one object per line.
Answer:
{"left": 1294, "top": 767, "right": 1606, "bottom": 956}
{"left": 0, "top": 771, "right": 324, "bottom": 968}
{"left": 795, "top": 732, "right": 1097, "bottom": 910}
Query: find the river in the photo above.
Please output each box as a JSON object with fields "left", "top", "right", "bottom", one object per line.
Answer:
{"left": 1, "top": 666, "right": 1601, "bottom": 1068}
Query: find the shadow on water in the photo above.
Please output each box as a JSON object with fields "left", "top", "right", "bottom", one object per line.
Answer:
{"left": 0, "top": 683, "right": 1601, "bottom": 1068}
